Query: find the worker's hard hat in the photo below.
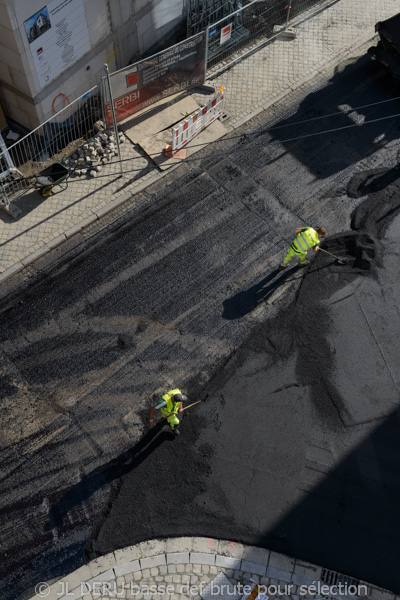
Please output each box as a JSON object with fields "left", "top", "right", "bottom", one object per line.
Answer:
{"left": 174, "top": 393, "right": 187, "bottom": 402}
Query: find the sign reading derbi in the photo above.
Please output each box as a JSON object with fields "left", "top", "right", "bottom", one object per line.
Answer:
{"left": 105, "top": 34, "right": 206, "bottom": 124}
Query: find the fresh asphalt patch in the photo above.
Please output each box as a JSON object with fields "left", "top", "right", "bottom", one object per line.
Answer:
{"left": 87, "top": 172, "right": 400, "bottom": 593}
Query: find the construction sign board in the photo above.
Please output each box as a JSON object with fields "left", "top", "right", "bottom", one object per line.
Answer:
{"left": 220, "top": 24, "right": 232, "bottom": 45}
{"left": 105, "top": 33, "right": 206, "bottom": 124}
{"left": 24, "top": 0, "right": 90, "bottom": 89}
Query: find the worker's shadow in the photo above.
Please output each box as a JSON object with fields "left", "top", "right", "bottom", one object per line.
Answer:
{"left": 46, "top": 423, "right": 172, "bottom": 530}
{"left": 222, "top": 266, "right": 298, "bottom": 319}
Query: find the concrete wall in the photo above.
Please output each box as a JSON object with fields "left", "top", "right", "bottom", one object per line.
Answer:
{"left": 0, "top": 0, "right": 186, "bottom": 129}
{"left": 135, "top": 0, "right": 185, "bottom": 56}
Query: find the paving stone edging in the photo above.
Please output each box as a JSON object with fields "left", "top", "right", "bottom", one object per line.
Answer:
{"left": 29, "top": 537, "right": 397, "bottom": 600}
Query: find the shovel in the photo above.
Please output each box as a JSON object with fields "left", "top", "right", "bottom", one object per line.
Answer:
{"left": 153, "top": 400, "right": 202, "bottom": 425}
{"left": 318, "top": 247, "right": 346, "bottom": 265}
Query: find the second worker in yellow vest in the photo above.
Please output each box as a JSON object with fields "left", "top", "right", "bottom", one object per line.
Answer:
{"left": 149, "top": 388, "right": 188, "bottom": 435}
{"left": 280, "top": 226, "right": 326, "bottom": 269}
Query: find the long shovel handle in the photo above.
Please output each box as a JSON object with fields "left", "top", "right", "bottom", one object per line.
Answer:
{"left": 153, "top": 399, "right": 202, "bottom": 424}
{"left": 182, "top": 400, "right": 202, "bottom": 412}
{"left": 319, "top": 247, "right": 345, "bottom": 263}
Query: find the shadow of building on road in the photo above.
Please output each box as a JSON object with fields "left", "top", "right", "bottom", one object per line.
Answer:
{"left": 46, "top": 424, "right": 173, "bottom": 531}
{"left": 222, "top": 266, "right": 299, "bottom": 319}
{"left": 261, "top": 408, "right": 400, "bottom": 594}
{"left": 269, "top": 55, "right": 400, "bottom": 179}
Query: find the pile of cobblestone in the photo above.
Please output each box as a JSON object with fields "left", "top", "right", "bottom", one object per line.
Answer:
{"left": 64, "top": 125, "right": 125, "bottom": 178}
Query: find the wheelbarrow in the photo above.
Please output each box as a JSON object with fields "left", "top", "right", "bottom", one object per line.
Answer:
{"left": 35, "top": 162, "right": 71, "bottom": 197}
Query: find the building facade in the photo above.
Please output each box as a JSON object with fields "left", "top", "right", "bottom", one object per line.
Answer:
{"left": 0, "top": 0, "right": 187, "bottom": 129}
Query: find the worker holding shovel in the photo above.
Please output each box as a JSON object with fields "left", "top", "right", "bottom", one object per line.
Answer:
{"left": 149, "top": 389, "right": 188, "bottom": 435}
{"left": 279, "top": 226, "right": 327, "bottom": 269}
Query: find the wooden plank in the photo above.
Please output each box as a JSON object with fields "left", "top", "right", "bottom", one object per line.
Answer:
{"left": 122, "top": 96, "right": 201, "bottom": 145}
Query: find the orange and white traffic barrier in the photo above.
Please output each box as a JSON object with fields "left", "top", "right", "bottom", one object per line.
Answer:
{"left": 172, "top": 87, "right": 224, "bottom": 153}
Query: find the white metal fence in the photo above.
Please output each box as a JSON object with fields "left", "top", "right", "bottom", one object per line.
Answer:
{"left": 206, "top": 0, "right": 332, "bottom": 76}
{"left": 0, "top": 86, "right": 103, "bottom": 208}
{"left": 205, "top": 0, "right": 331, "bottom": 73}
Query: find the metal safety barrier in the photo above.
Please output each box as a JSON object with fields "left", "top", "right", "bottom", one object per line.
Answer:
{"left": 172, "top": 89, "right": 225, "bottom": 152}
{"left": 205, "top": 0, "right": 333, "bottom": 74}
{"left": 0, "top": 86, "right": 103, "bottom": 210}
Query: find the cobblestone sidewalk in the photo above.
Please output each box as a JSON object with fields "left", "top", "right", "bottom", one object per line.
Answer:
{"left": 1, "top": 0, "right": 399, "bottom": 283}
{"left": 29, "top": 537, "right": 397, "bottom": 600}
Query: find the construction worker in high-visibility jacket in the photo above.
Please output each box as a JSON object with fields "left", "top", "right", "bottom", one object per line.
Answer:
{"left": 279, "top": 226, "right": 327, "bottom": 269}
{"left": 149, "top": 389, "right": 188, "bottom": 435}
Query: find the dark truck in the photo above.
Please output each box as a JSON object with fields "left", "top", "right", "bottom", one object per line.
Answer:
{"left": 368, "top": 13, "right": 400, "bottom": 80}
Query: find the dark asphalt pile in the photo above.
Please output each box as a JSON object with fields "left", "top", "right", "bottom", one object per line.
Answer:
{"left": 87, "top": 171, "right": 400, "bottom": 593}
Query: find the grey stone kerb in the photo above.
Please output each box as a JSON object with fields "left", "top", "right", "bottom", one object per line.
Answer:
{"left": 29, "top": 537, "right": 396, "bottom": 600}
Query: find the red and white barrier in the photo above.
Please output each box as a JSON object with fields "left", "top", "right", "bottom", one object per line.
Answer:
{"left": 172, "top": 89, "right": 224, "bottom": 153}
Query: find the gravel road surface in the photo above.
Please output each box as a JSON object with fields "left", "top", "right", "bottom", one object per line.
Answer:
{"left": 1, "top": 55, "right": 400, "bottom": 599}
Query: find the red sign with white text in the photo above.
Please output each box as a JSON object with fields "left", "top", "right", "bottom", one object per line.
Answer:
{"left": 220, "top": 24, "right": 232, "bottom": 45}
{"left": 105, "top": 34, "right": 206, "bottom": 124}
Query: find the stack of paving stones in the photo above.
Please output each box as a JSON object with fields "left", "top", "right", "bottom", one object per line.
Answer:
{"left": 63, "top": 124, "right": 126, "bottom": 178}
{"left": 29, "top": 537, "right": 396, "bottom": 600}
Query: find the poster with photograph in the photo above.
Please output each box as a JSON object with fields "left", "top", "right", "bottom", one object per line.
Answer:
{"left": 24, "top": 7, "right": 52, "bottom": 43}
{"left": 24, "top": 0, "right": 90, "bottom": 89}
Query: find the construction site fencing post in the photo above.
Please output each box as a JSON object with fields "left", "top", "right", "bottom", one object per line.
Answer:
{"left": 104, "top": 63, "right": 124, "bottom": 177}
{"left": 285, "top": 1, "right": 292, "bottom": 28}
{"left": 205, "top": 24, "right": 211, "bottom": 73}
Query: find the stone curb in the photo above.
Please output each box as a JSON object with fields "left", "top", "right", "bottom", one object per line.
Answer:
{"left": 27, "top": 537, "right": 396, "bottom": 600}
{"left": 0, "top": 26, "right": 379, "bottom": 288}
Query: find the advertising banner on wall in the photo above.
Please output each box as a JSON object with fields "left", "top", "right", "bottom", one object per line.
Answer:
{"left": 23, "top": 0, "right": 90, "bottom": 89}
{"left": 105, "top": 33, "right": 206, "bottom": 124}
